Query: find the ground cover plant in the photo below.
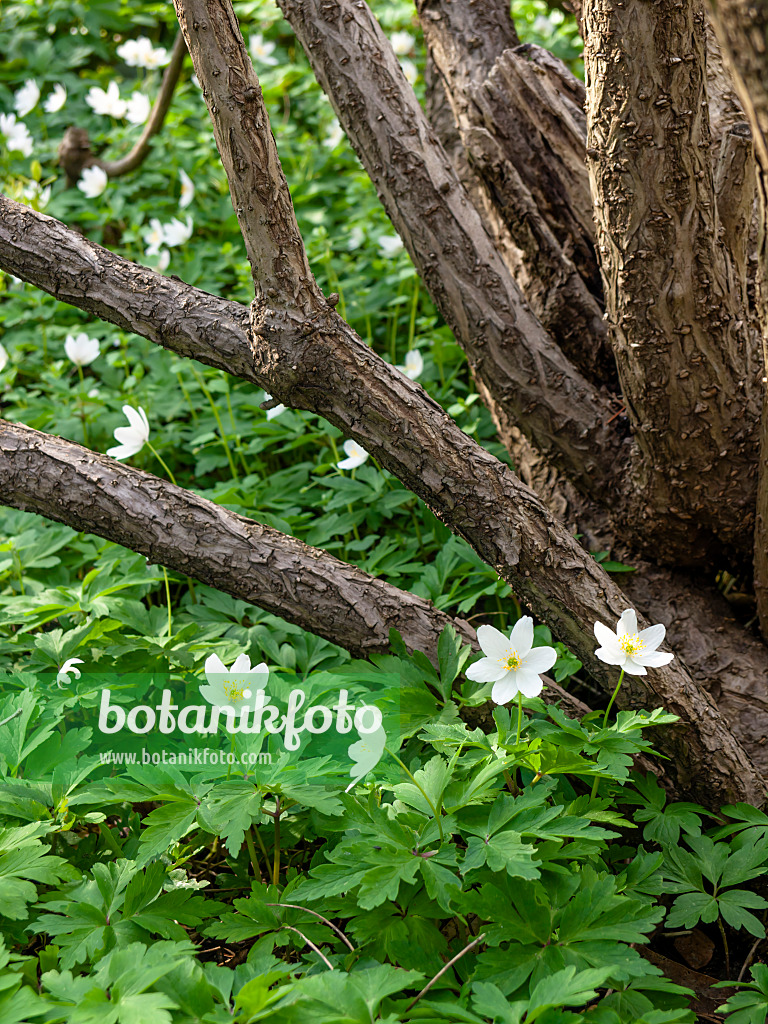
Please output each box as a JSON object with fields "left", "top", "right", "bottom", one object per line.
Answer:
{"left": 1, "top": 0, "right": 768, "bottom": 1020}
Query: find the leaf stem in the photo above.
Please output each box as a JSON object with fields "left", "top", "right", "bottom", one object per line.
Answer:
{"left": 385, "top": 746, "right": 444, "bottom": 844}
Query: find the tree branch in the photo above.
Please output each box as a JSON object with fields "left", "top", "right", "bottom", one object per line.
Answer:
{"left": 172, "top": 0, "right": 319, "bottom": 313}
{"left": 273, "top": 0, "right": 625, "bottom": 505}
{"left": 584, "top": 0, "right": 761, "bottom": 560}
{"left": 0, "top": 197, "right": 761, "bottom": 806}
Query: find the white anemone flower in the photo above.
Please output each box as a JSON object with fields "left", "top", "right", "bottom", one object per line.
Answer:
{"left": 85, "top": 82, "right": 127, "bottom": 118}
{"left": 0, "top": 114, "right": 34, "bottom": 157}
{"left": 594, "top": 608, "right": 674, "bottom": 676}
{"left": 22, "top": 181, "right": 51, "bottom": 209}
{"left": 390, "top": 31, "right": 415, "bottom": 56}
{"left": 156, "top": 249, "right": 171, "bottom": 272}
{"left": 44, "top": 84, "right": 67, "bottom": 113}
{"left": 77, "top": 165, "right": 108, "bottom": 198}
{"left": 323, "top": 120, "right": 345, "bottom": 149}
{"left": 263, "top": 392, "right": 286, "bottom": 420}
{"left": 14, "top": 79, "right": 40, "bottom": 117}
{"left": 107, "top": 405, "right": 150, "bottom": 460}
{"left": 125, "top": 91, "right": 151, "bottom": 125}
{"left": 143, "top": 218, "right": 165, "bottom": 257}
{"left": 397, "top": 350, "right": 423, "bottom": 380}
{"left": 200, "top": 653, "right": 268, "bottom": 709}
{"left": 117, "top": 38, "right": 143, "bottom": 65}
{"left": 466, "top": 616, "right": 557, "bottom": 704}
{"left": 337, "top": 439, "right": 369, "bottom": 470}
{"left": 179, "top": 168, "right": 195, "bottom": 209}
{"left": 56, "top": 658, "right": 84, "bottom": 687}
{"left": 65, "top": 332, "right": 100, "bottom": 367}
{"left": 141, "top": 42, "right": 170, "bottom": 70}
{"left": 249, "top": 33, "right": 279, "bottom": 66}
{"left": 378, "top": 233, "right": 404, "bottom": 257}
{"left": 163, "top": 215, "right": 193, "bottom": 247}
{"left": 401, "top": 59, "right": 419, "bottom": 85}
{"left": 346, "top": 725, "right": 387, "bottom": 791}
{"left": 0, "top": 343, "right": 8, "bottom": 372}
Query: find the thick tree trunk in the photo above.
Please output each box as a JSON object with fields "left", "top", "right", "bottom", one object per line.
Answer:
{"left": 584, "top": 0, "right": 761, "bottom": 562}
{"left": 709, "top": 0, "right": 768, "bottom": 637}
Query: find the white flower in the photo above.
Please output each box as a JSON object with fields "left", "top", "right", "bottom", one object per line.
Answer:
{"left": 118, "top": 36, "right": 170, "bottom": 69}
{"left": 163, "top": 215, "right": 193, "bottom": 247}
{"left": 346, "top": 725, "right": 387, "bottom": 791}
{"left": 117, "top": 38, "right": 143, "bottom": 66}
{"left": 179, "top": 168, "right": 195, "bottom": 208}
{"left": 22, "top": 181, "right": 51, "bottom": 209}
{"left": 141, "top": 42, "right": 170, "bottom": 70}
{"left": 390, "top": 30, "right": 414, "bottom": 56}
{"left": 594, "top": 609, "right": 674, "bottom": 676}
{"left": 200, "top": 653, "right": 268, "bottom": 709}
{"left": 56, "top": 658, "right": 84, "bottom": 687}
{"left": 337, "top": 439, "right": 369, "bottom": 470}
{"left": 77, "top": 165, "right": 108, "bottom": 198}
{"left": 323, "top": 119, "right": 345, "bottom": 149}
{"left": 85, "top": 82, "right": 127, "bottom": 118}
{"left": 347, "top": 226, "right": 365, "bottom": 250}
{"left": 0, "top": 113, "right": 34, "bottom": 157}
{"left": 466, "top": 616, "right": 557, "bottom": 704}
{"left": 401, "top": 59, "right": 419, "bottom": 85}
{"left": 0, "top": 343, "right": 8, "bottom": 372}
{"left": 14, "top": 79, "right": 40, "bottom": 117}
{"left": 249, "top": 33, "right": 279, "bottom": 66}
{"left": 263, "top": 392, "right": 286, "bottom": 420}
{"left": 156, "top": 248, "right": 170, "bottom": 272}
{"left": 107, "top": 405, "right": 150, "bottom": 460}
{"left": 44, "top": 84, "right": 67, "bottom": 113}
{"left": 397, "top": 349, "right": 423, "bottom": 380}
{"left": 125, "top": 91, "right": 151, "bottom": 125}
{"left": 143, "top": 218, "right": 165, "bottom": 257}
{"left": 378, "top": 233, "right": 404, "bottom": 257}
{"left": 65, "top": 332, "right": 100, "bottom": 367}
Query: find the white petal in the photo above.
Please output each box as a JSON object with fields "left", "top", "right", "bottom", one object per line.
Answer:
{"left": 617, "top": 609, "right": 637, "bottom": 637}
{"left": 514, "top": 671, "right": 545, "bottom": 698}
{"left": 522, "top": 645, "right": 557, "bottom": 674}
{"left": 623, "top": 659, "right": 647, "bottom": 676}
{"left": 595, "top": 646, "right": 626, "bottom": 667}
{"left": 491, "top": 673, "right": 519, "bottom": 704}
{"left": 594, "top": 620, "right": 618, "bottom": 649}
{"left": 509, "top": 615, "right": 534, "bottom": 656}
{"left": 638, "top": 623, "right": 665, "bottom": 652}
{"left": 475, "top": 624, "right": 511, "bottom": 660}
{"left": 231, "top": 653, "right": 252, "bottom": 673}
{"left": 204, "top": 653, "right": 228, "bottom": 676}
{"left": 636, "top": 650, "right": 674, "bottom": 667}
{"left": 465, "top": 656, "right": 508, "bottom": 684}
{"left": 106, "top": 443, "right": 137, "bottom": 460}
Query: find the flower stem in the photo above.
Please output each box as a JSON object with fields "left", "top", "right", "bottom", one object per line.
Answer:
{"left": 515, "top": 692, "right": 523, "bottom": 746}
{"left": 162, "top": 566, "right": 172, "bottom": 638}
{"left": 385, "top": 746, "right": 444, "bottom": 844}
{"left": 146, "top": 441, "right": 177, "bottom": 486}
{"left": 591, "top": 668, "right": 625, "bottom": 801}
{"left": 76, "top": 365, "right": 89, "bottom": 446}
{"left": 245, "top": 827, "right": 262, "bottom": 881}
{"left": 190, "top": 367, "right": 239, "bottom": 482}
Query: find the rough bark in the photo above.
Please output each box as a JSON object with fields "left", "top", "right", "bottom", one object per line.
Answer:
{"left": 274, "top": 0, "right": 626, "bottom": 506}
{"left": 0, "top": 421, "right": 471, "bottom": 662}
{"left": 584, "top": 0, "right": 761, "bottom": 561}
{"left": 417, "top": 0, "right": 612, "bottom": 381}
{"left": 708, "top": 0, "right": 768, "bottom": 638}
{"left": 0, "top": 194, "right": 761, "bottom": 806}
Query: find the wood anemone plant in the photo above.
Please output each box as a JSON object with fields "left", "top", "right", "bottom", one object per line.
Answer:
{"left": 0, "top": 0, "right": 767, "bottom": 808}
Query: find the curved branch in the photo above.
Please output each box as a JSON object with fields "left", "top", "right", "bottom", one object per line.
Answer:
{"left": 0, "top": 195, "right": 761, "bottom": 806}
{"left": 57, "top": 32, "right": 188, "bottom": 185}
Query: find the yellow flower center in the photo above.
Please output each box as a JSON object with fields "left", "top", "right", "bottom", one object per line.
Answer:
{"left": 618, "top": 633, "right": 645, "bottom": 657}
{"left": 223, "top": 678, "right": 249, "bottom": 703}
{"left": 504, "top": 650, "right": 522, "bottom": 672}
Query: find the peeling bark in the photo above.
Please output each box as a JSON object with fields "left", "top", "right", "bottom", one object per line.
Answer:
{"left": 584, "top": 0, "right": 761, "bottom": 561}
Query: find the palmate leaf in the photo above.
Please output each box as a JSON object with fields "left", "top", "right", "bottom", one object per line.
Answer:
{"left": 0, "top": 822, "right": 74, "bottom": 919}
{"left": 715, "top": 964, "right": 768, "bottom": 1024}
{"left": 461, "top": 830, "right": 540, "bottom": 880}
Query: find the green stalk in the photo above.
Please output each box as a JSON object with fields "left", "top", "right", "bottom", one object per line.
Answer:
{"left": 385, "top": 746, "right": 444, "bottom": 844}
{"left": 591, "top": 668, "right": 625, "bottom": 800}
{"left": 145, "top": 440, "right": 177, "bottom": 486}
{"left": 190, "top": 367, "right": 239, "bottom": 482}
